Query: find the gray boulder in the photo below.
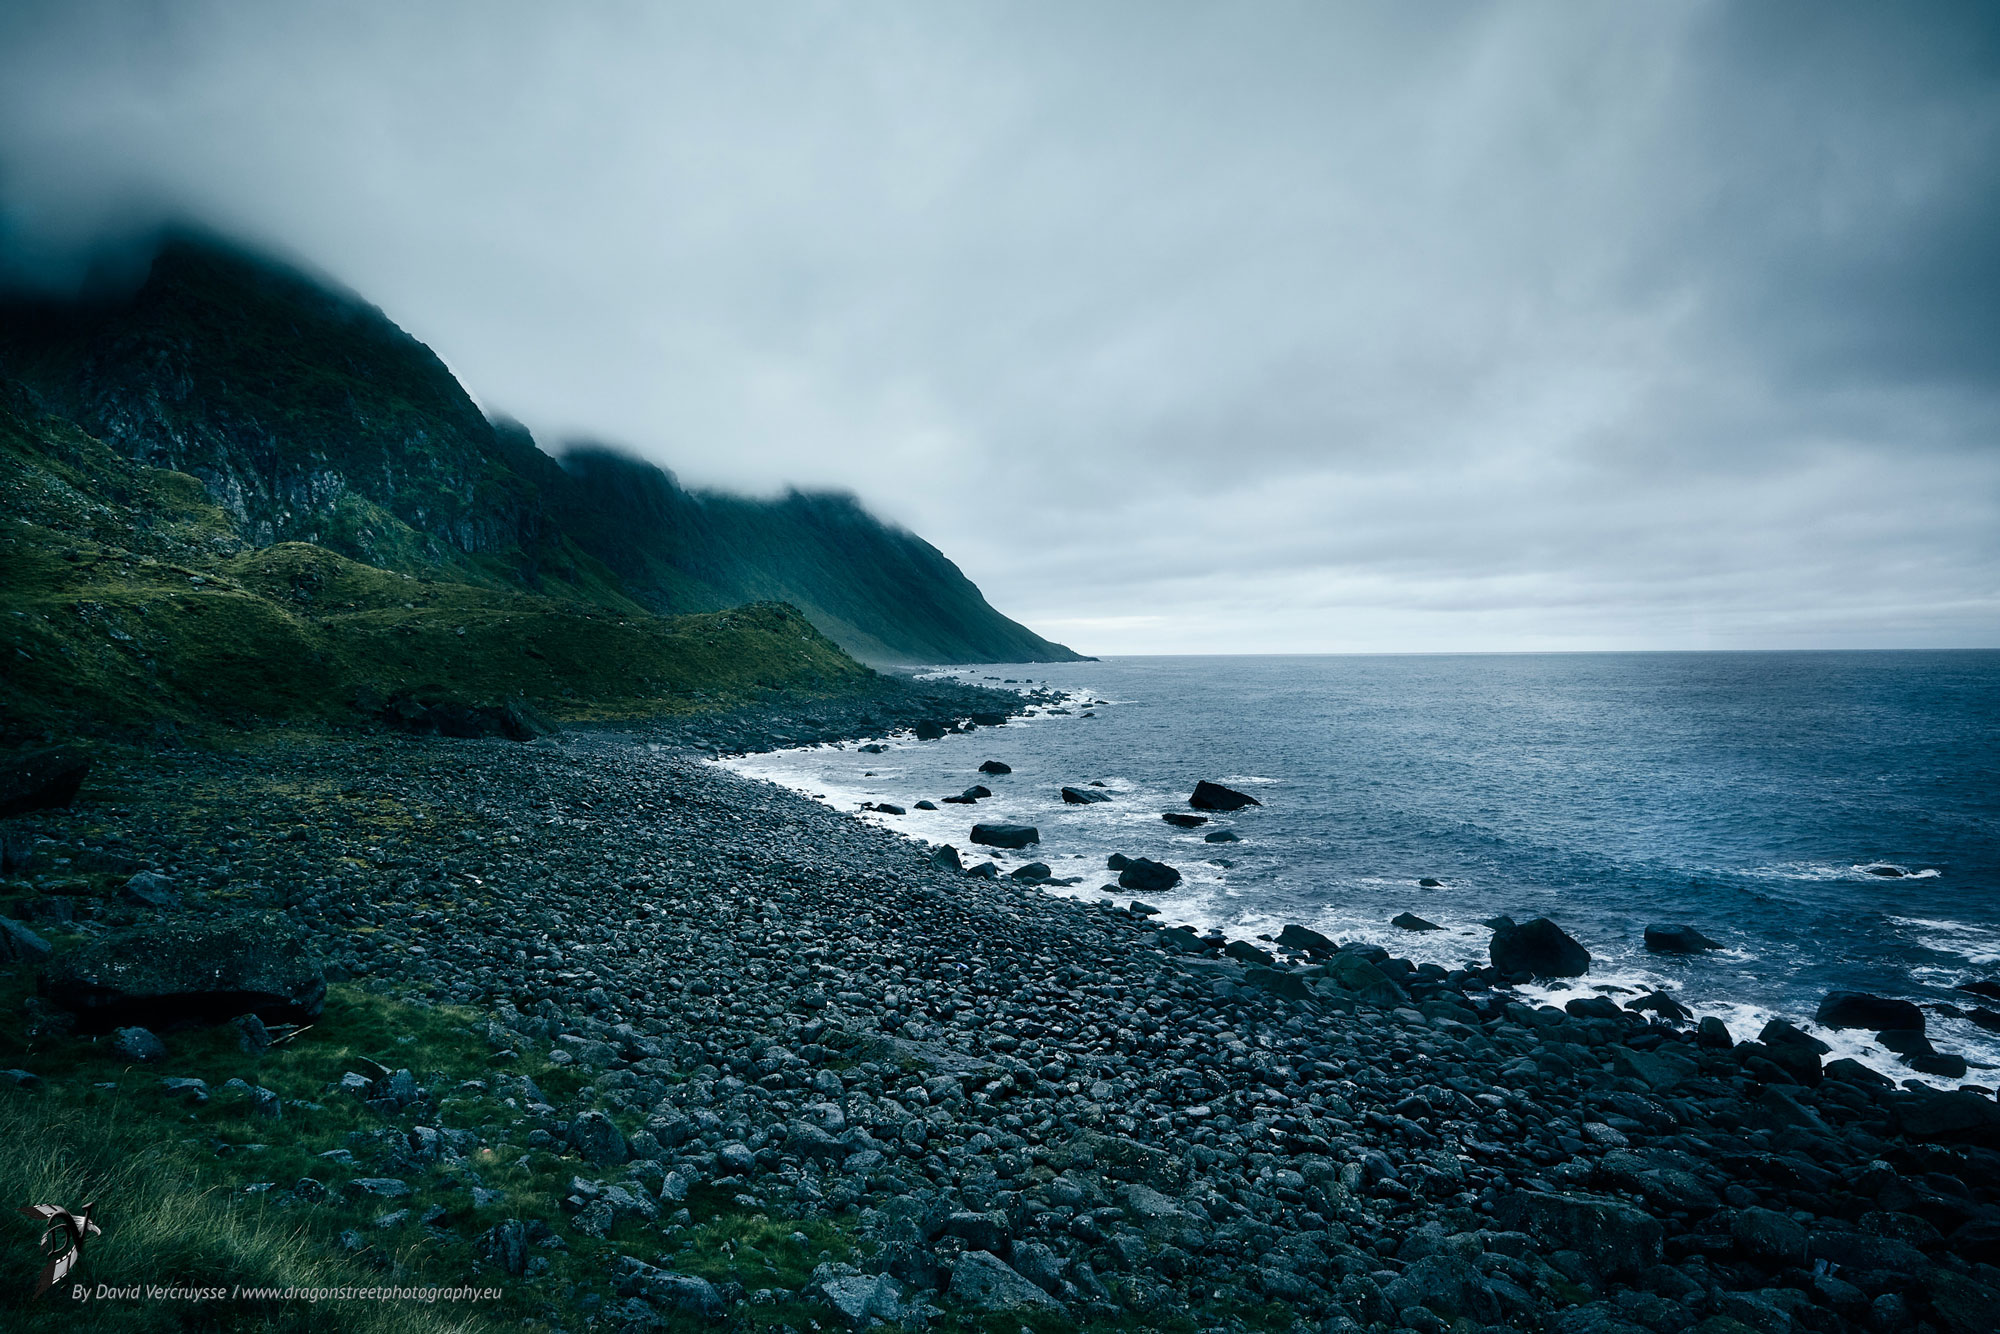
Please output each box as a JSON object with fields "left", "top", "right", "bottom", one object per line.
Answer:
{"left": 1060, "top": 786, "right": 1111, "bottom": 805}
{"left": 120, "top": 871, "right": 179, "bottom": 909}
{"left": 41, "top": 911, "right": 325, "bottom": 1031}
{"left": 1496, "top": 1190, "right": 1661, "bottom": 1278}
{"left": 567, "top": 1110, "right": 628, "bottom": 1167}
{"left": 111, "top": 1025, "right": 166, "bottom": 1062}
{"left": 948, "top": 1250, "right": 1062, "bottom": 1312}
{"left": 611, "top": 1258, "right": 727, "bottom": 1319}
{"left": 0, "top": 916, "right": 51, "bottom": 964}
{"left": 816, "top": 1272, "right": 905, "bottom": 1329}
{"left": 1731, "top": 1207, "right": 1807, "bottom": 1265}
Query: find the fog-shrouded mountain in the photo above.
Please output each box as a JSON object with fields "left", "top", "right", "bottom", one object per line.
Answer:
{"left": 0, "top": 233, "right": 1083, "bottom": 666}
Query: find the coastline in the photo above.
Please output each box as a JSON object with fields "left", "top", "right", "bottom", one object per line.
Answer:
{"left": 2, "top": 705, "right": 1997, "bottom": 1332}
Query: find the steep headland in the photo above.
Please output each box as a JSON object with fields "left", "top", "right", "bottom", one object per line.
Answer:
{"left": 0, "top": 233, "right": 1083, "bottom": 671}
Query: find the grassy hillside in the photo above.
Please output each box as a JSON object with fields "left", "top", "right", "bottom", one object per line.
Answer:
{"left": 550, "top": 448, "right": 1084, "bottom": 664}
{"left": 0, "top": 235, "right": 1084, "bottom": 666}
{"left": 0, "top": 393, "right": 870, "bottom": 741}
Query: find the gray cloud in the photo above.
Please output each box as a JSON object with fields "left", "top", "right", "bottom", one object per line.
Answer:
{"left": 1, "top": 0, "right": 1994, "bottom": 651}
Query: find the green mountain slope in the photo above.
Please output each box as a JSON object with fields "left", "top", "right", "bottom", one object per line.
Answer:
{"left": 0, "top": 234, "right": 1083, "bottom": 665}
{"left": 0, "top": 386, "right": 869, "bottom": 740}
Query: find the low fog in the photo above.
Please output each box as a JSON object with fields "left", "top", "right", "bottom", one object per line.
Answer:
{"left": 1, "top": 1, "right": 1995, "bottom": 651}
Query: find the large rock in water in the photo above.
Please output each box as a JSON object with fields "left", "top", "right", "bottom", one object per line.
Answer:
{"left": 1276, "top": 924, "right": 1334, "bottom": 954}
{"left": 1189, "top": 780, "right": 1260, "bottom": 812}
{"left": 1644, "top": 923, "right": 1722, "bottom": 953}
{"left": 41, "top": 912, "right": 326, "bottom": 1032}
{"left": 970, "top": 823, "right": 1039, "bottom": 850}
{"left": 1816, "top": 990, "right": 1925, "bottom": 1033}
{"left": 1060, "top": 786, "right": 1111, "bottom": 805}
{"left": 977, "top": 760, "right": 1011, "bottom": 775}
{"left": 1489, "top": 917, "right": 1590, "bottom": 978}
{"left": 1118, "top": 859, "right": 1181, "bottom": 893}
{"left": 0, "top": 747, "right": 91, "bottom": 817}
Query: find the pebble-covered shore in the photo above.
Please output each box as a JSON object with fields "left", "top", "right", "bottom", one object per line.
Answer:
{"left": 7, "top": 702, "right": 2000, "bottom": 1334}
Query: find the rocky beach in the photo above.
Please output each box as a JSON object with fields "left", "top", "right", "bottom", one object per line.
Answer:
{"left": 3, "top": 694, "right": 1999, "bottom": 1334}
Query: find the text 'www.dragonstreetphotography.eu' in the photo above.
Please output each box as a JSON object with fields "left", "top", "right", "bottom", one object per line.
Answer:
{"left": 74, "top": 1283, "right": 502, "bottom": 1302}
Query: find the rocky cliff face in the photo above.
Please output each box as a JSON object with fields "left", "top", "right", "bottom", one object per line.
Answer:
{"left": 0, "top": 235, "right": 1083, "bottom": 664}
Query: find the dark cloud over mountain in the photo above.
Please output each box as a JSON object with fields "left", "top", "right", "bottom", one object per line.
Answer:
{"left": 1, "top": 1, "right": 1994, "bottom": 651}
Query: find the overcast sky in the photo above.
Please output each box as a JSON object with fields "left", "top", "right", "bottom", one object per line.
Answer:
{"left": 1, "top": 1, "right": 1996, "bottom": 653}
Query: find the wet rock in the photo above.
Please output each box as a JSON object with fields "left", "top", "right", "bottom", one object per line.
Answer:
{"left": 1697, "top": 1016, "right": 1734, "bottom": 1048}
{"left": 41, "top": 911, "right": 326, "bottom": 1032}
{"left": 970, "top": 823, "right": 1039, "bottom": 850}
{"left": 872, "top": 803, "right": 905, "bottom": 816}
{"left": 1643, "top": 924, "right": 1721, "bottom": 953}
{"left": 977, "top": 760, "right": 1012, "bottom": 775}
{"left": 1863, "top": 864, "right": 1905, "bottom": 878}
{"left": 1203, "top": 829, "right": 1240, "bottom": 843}
{"left": 960, "top": 785, "right": 992, "bottom": 800}
{"left": 929, "top": 845, "right": 963, "bottom": 872}
{"left": 0, "top": 746, "right": 91, "bottom": 817}
{"left": 913, "top": 720, "right": 947, "bottom": 741}
{"left": 1276, "top": 924, "right": 1333, "bottom": 954}
{"left": 1188, "top": 780, "right": 1259, "bottom": 812}
{"left": 1161, "top": 812, "right": 1207, "bottom": 828}
{"left": 948, "top": 1250, "right": 1062, "bottom": 1312}
{"left": 914, "top": 800, "right": 937, "bottom": 811}
{"left": 1564, "top": 996, "right": 1621, "bottom": 1020}
{"left": 1117, "top": 858, "right": 1181, "bottom": 893}
{"left": 1392, "top": 912, "right": 1442, "bottom": 931}
{"left": 1060, "top": 787, "right": 1111, "bottom": 805}
{"left": 1625, "top": 991, "right": 1690, "bottom": 1021}
{"left": 1489, "top": 916, "right": 1590, "bottom": 978}
{"left": 1008, "top": 863, "right": 1052, "bottom": 881}
{"left": 1223, "top": 939, "right": 1275, "bottom": 966}
{"left": 1816, "top": 990, "right": 1925, "bottom": 1033}
{"left": 1418, "top": 876, "right": 1443, "bottom": 888}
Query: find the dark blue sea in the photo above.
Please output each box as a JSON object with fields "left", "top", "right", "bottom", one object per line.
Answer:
{"left": 726, "top": 652, "right": 2000, "bottom": 1086}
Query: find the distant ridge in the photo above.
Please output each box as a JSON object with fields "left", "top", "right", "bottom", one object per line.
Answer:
{"left": 0, "top": 233, "right": 1084, "bottom": 665}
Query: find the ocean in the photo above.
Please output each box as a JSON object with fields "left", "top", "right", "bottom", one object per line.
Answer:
{"left": 722, "top": 651, "right": 2000, "bottom": 1087}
